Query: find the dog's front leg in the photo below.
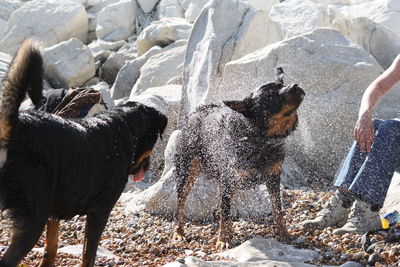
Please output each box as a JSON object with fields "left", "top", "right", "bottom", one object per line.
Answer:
{"left": 216, "top": 182, "right": 233, "bottom": 251}
{"left": 265, "top": 162, "right": 290, "bottom": 242}
{"left": 39, "top": 219, "right": 60, "bottom": 267}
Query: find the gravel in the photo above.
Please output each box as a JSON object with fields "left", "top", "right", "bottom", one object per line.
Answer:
{"left": 0, "top": 190, "right": 399, "bottom": 266}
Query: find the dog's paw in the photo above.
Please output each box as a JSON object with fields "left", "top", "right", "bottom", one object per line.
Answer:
{"left": 172, "top": 225, "right": 185, "bottom": 241}
{"left": 215, "top": 239, "right": 230, "bottom": 251}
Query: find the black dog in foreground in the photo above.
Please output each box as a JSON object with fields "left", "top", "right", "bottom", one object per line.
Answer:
{"left": 173, "top": 70, "right": 305, "bottom": 250}
{"left": 0, "top": 40, "right": 167, "bottom": 267}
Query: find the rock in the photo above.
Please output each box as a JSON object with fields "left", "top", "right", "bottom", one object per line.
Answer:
{"left": 367, "top": 252, "right": 382, "bottom": 265}
{"left": 90, "top": 82, "right": 114, "bottom": 109}
{"left": 220, "top": 28, "right": 398, "bottom": 184}
{"left": 140, "top": 85, "right": 182, "bottom": 176}
{"left": 88, "top": 40, "right": 127, "bottom": 62}
{"left": 158, "top": 0, "right": 184, "bottom": 19}
{"left": 130, "top": 44, "right": 186, "bottom": 95}
{"left": 269, "top": 0, "right": 328, "bottom": 40}
{"left": 333, "top": 17, "right": 400, "bottom": 69}
{"left": 101, "top": 52, "right": 128, "bottom": 84}
{"left": 244, "top": 0, "right": 279, "bottom": 11}
{"left": 0, "top": 51, "right": 11, "bottom": 81}
{"left": 136, "top": 17, "right": 192, "bottom": 55}
{"left": 184, "top": 0, "right": 209, "bottom": 23}
{"left": 0, "top": 0, "right": 88, "bottom": 55}
{"left": 339, "top": 262, "right": 363, "bottom": 267}
{"left": 42, "top": 38, "right": 96, "bottom": 88}
{"left": 137, "top": 0, "right": 159, "bottom": 13}
{"left": 112, "top": 40, "right": 185, "bottom": 100}
{"left": 179, "top": 0, "right": 271, "bottom": 121}
{"left": 125, "top": 130, "right": 273, "bottom": 221}
{"left": 58, "top": 245, "right": 117, "bottom": 259}
{"left": 219, "top": 237, "right": 319, "bottom": 263}
{"left": 329, "top": 0, "right": 400, "bottom": 37}
{"left": 0, "top": 0, "right": 23, "bottom": 21}
{"left": 96, "top": 0, "right": 138, "bottom": 41}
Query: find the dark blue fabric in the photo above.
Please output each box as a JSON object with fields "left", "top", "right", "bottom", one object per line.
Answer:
{"left": 334, "top": 119, "right": 400, "bottom": 209}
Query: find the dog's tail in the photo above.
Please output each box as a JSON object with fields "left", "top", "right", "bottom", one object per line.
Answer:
{"left": 0, "top": 39, "right": 43, "bottom": 144}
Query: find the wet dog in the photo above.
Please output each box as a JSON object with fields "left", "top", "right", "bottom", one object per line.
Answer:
{"left": 173, "top": 69, "right": 305, "bottom": 250}
{"left": 0, "top": 40, "right": 167, "bottom": 267}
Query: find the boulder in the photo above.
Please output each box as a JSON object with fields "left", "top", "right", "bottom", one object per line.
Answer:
{"left": 96, "top": 0, "right": 138, "bottom": 42}
{"left": 125, "top": 129, "right": 273, "bottom": 221}
{"left": 90, "top": 82, "right": 114, "bottom": 109}
{"left": 328, "top": 0, "right": 400, "bottom": 37}
{"left": 220, "top": 28, "right": 400, "bottom": 185}
{"left": 184, "top": 0, "right": 209, "bottom": 23}
{"left": 42, "top": 38, "right": 96, "bottom": 88}
{"left": 88, "top": 39, "right": 127, "bottom": 62}
{"left": 0, "top": 0, "right": 88, "bottom": 55}
{"left": 243, "top": 0, "right": 278, "bottom": 11}
{"left": 158, "top": 0, "right": 184, "bottom": 19}
{"left": 0, "top": 52, "right": 11, "bottom": 81}
{"left": 333, "top": 17, "right": 400, "bottom": 69}
{"left": 137, "top": 0, "right": 159, "bottom": 13}
{"left": 179, "top": 0, "right": 272, "bottom": 122}
{"left": 269, "top": 0, "right": 327, "bottom": 40}
{"left": 0, "top": 1, "right": 23, "bottom": 21}
{"left": 136, "top": 17, "right": 192, "bottom": 55}
{"left": 130, "top": 44, "right": 186, "bottom": 96}
{"left": 112, "top": 40, "right": 186, "bottom": 100}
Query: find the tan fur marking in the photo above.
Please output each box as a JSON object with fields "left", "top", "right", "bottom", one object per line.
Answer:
{"left": 39, "top": 219, "right": 60, "bottom": 267}
{"left": 133, "top": 150, "right": 152, "bottom": 168}
{"left": 264, "top": 161, "right": 283, "bottom": 175}
{"left": 265, "top": 104, "right": 297, "bottom": 136}
{"left": 0, "top": 118, "right": 11, "bottom": 143}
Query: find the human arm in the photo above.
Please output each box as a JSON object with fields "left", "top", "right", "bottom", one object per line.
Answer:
{"left": 354, "top": 54, "right": 400, "bottom": 152}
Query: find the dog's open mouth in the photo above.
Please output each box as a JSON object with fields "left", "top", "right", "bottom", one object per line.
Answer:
{"left": 129, "top": 167, "right": 145, "bottom": 181}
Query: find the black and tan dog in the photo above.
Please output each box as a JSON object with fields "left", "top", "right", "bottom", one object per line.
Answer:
{"left": 173, "top": 69, "right": 305, "bottom": 250}
{"left": 0, "top": 40, "right": 167, "bottom": 267}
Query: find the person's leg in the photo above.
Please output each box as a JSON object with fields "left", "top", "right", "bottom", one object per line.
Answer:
{"left": 333, "top": 119, "right": 400, "bottom": 234}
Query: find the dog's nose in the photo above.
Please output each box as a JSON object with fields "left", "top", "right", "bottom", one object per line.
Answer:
{"left": 290, "top": 84, "right": 305, "bottom": 98}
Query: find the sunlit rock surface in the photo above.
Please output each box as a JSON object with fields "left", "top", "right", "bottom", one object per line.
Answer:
{"left": 136, "top": 17, "right": 192, "bottom": 55}
{"left": 333, "top": 17, "right": 400, "bottom": 69}
{"left": 328, "top": 0, "right": 400, "bottom": 37}
{"left": 96, "top": 0, "right": 138, "bottom": 42}
{"left": 0, "top": 0, "right": 88, "bottom": 55}
{"left": 42, "top": 38, "right": 95, "bottom": 88}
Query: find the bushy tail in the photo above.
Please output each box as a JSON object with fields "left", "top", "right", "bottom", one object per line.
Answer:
{"left": 0, "top": 39, "right": 43, "bottom": 144}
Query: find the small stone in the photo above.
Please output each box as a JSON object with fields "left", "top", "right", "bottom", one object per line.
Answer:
{"left": 367, "top": 253, "right": 382, "bottom": 266}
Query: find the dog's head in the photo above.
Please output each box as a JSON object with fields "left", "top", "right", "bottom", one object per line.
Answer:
{"left": 224, "top": 68, "right": 305, "bottom": 137}
{"left": 119, "top": 101, "right": 168, "bottom": 180}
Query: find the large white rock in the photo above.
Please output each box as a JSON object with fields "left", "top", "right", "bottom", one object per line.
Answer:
{"left": 269, "top": 0, "right": 328, "bottom": 40}
{"left": 42, "top": 38, "right": 96, "bottom": 88}
{"left": 220, "top": 28, "right": 400, "bottom": 184}
{"left": 0, "top": 0, "right": 88, "bottom": 55}
{"left": 184, "top": 0, "right": 209, "bottom": 23}
{"left": 112, "top": 40, "right": 186, "bottom": 99}
{"left": 0, "top": 52, "right": 11, "bottom": 81}
{"left": 136, "top": 18, "right": 192, "bottom": 55}
{"left": 333, "top": 17, "right": 400, "bottom": 69}
{"left": 180, "top": 0, "right": 272, "bottom": 119}
{"left": 0, "top": 0, "right": 23, "bottom": 21}
{"left": 158, "top": 0, "right": 184, "bottom": 19}
{"left": 90, "top": 81, "right": 114, "bottom": 109}
{"left": 130, "top": 44, "right": 186, "bottom": 96}
{"left": 329, "top": 0, "right": 400, "bottom": 37}
{"left": 125, "top": 129, "right": 273, "bottom": 221}
{"left": 96, "top": 0, "right": 138, "bottom": 42}
{"left": 243, "top": 0, "right": 278, "bottom": 11}
{"left": 88, "top": 39, "right": 127, "bottom": 62}
{"left": 137, "top": 0, "right": 159, "bottom": 13}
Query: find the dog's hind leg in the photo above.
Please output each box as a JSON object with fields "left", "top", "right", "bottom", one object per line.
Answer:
{"left": 0, "top": 216, "right": 47, "bottom": 267}
{"left": 81, "top": 206, "right": 113, "bottom": 267}
{"left": 215, "top": 181, "right": 233, "bottom": 251}
{"left": 265, "top": 162, "right": 290, "bottom": 242}
{"left": 173, "top": 158, "right": 200, "bottom": 240}
{"left": 39, "top": 219, "right": 60, "bottom": 267}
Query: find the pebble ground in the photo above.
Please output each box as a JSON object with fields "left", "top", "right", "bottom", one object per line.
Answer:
{"left": 0, "top": 190, "right": 399, "bottom": 266}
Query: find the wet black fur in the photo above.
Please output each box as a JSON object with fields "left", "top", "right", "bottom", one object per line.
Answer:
{"left": 0, "top": 41, "right": 167, "bottom": 267}
{"left": 174, "top": 79, "right": 304, "bottom": 242}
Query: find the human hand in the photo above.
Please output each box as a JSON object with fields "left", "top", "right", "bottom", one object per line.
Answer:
{"left": 353, "top": 112, "right": 374, "bottom": 152}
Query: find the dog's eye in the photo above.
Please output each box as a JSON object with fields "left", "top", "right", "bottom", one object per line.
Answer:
{"left": 283, "top": 110, "right": 295, "bottom": 116}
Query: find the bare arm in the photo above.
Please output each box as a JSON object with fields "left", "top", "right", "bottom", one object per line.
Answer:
{"left": 354, "top": 54, "right": 400, "bottom": 152}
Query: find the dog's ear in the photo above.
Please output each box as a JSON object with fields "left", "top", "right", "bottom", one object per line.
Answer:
{"left": 224, "top": 98, "right": 254, "bottom": 118}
